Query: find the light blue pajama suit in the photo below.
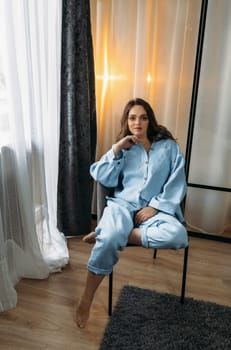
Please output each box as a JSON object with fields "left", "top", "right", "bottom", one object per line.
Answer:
{"left": 88, "top": 139, "right": 188, "bottom": 275}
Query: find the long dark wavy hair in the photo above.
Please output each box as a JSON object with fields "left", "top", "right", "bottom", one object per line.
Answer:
{"left": 116, "top": 98, "right": 176, "bottom": 142}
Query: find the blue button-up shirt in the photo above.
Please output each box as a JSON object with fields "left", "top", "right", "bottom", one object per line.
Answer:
{"left": 90, "top": 139, "right": 187, "bottom": 223}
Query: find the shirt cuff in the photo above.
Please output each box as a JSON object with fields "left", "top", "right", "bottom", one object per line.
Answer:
{"left": 149, "top": 198, "right": 175, "bottom": 216}
{"left": 111, "top": 145, "right": 123, "bottom": 160}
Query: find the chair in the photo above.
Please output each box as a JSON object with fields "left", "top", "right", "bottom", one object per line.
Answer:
{"left": 96, "top": 182, "right": 189, "bottom": 316}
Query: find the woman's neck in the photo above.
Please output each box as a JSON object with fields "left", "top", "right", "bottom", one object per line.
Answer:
{"left": 139, "top": 138, "right": 151, "bottom": 152}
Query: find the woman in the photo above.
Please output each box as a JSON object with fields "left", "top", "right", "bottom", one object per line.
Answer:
{"left": 76, "top": 98, "right": 188, "bottom": 328}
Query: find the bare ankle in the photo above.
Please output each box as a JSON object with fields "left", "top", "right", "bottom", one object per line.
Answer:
{"left": 76, "top": 297, "right": 92, "bottom": 328}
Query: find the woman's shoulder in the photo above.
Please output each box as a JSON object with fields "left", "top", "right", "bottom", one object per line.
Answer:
{"left": 154, "top": 139, "right": 182, "bottom": 159}
{"left": 154, "top": 138, "right": 178, "bottom": 149}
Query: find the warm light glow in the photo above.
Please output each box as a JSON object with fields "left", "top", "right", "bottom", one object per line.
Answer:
{"left": 96, "top": 45, "right": 126, "bottom": 83}
{"left": 146, "top": 74, "right": 152, "bottom": 83}
{"left": 96, "top": 73, "right": 125, "bottom": 81}
{"left": 96, "top": 44, "right": 127, "bottom": 138}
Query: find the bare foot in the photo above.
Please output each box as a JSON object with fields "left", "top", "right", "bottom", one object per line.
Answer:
{"left": 82, "top": 231, "right": 96, "bottom": 244}
{"left": 76, "top": 299, "right": 91, "bottom": 328}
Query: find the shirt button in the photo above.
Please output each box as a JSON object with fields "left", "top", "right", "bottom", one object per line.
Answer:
{"left": 145, "top": 161, "right": 148, "bottom": 164}
{"left": 144, "top": 177, "right": 147, "bottom": 181}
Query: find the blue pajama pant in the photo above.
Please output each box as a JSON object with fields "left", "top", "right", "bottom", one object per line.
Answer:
{"left": 87, "top": 200, "right": 188, "bottom": 275}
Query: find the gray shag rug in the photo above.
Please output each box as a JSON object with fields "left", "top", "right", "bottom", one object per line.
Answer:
{"left": 99, "top": 285, "right": 231, "bottom": 350}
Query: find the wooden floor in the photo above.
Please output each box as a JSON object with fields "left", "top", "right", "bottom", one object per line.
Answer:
{"left": 0, "top": 236, "right": 230, "bottom": 350}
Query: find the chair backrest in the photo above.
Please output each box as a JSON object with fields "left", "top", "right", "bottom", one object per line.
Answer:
{"left": 96, "top": 182, "right": 114, "bottom": 222}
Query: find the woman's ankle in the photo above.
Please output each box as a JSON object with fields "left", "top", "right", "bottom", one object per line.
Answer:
{"left": 76, "top": 294, "right": 93, "bottom": 328}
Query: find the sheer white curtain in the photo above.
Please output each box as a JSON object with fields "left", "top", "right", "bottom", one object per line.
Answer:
{"left": 0, "top": 0, "right": 69, "bottom": 312}
{"left": 185, "top": 0, "right": 231, "bottom": 235}
{"left": 90, "top": 0, "right": 230, "bottom": 236}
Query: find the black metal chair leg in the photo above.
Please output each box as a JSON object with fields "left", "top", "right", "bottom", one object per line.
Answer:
{"left": 180, "top": 246, "right": 189, "bottom": 304}
{"left": 108, "top": 271, "right": 113, "bottom": 316}
{"left": 108, "top": 245, "right": 189, "bottom": 314}
{"left": 153, "top": 248, "right": 157, "bottom": 259}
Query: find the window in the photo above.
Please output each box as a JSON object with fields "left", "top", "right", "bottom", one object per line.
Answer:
{"left": 0, "top": 52, "right": 11, "bottom": 147}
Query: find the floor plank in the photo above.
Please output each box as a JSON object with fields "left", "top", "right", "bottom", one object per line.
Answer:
{"left": 0, "top": 236, "right": 230, "bottom": 349}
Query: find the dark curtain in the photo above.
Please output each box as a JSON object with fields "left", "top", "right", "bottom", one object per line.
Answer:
{"left": 57, "top": 0, "right": 97, "bottom": 236}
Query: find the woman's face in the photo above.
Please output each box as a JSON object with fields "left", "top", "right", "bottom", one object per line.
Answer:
{"left": 127, "top": 105, "right": 149, "bottom": 139}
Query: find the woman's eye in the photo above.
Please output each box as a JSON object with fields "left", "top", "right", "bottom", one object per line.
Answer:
{"left": 128, "top": 115, "right": 148, "bottom": 121}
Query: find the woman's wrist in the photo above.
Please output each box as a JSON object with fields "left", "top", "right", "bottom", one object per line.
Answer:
{"left": 148, "top": 206, "right": 158, "bottom": 216}
{"left": 112, "top": 143, "right": 122, "bottom": 156}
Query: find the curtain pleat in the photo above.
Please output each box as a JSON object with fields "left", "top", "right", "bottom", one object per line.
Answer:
{"left": 57, "top": 0, "right": 97, "bottom": 236}
{"left": 0, "top": 0, "right": 68, "bottom": 311}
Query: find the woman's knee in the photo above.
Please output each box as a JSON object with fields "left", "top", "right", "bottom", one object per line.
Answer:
{"left": 168, "top": 225, "right": 188, "bottom": 249}
{"left": 97, "top": 233, "right": 117, "bottom": 250}
{"left": 143, "top": 223, "right": 188, "bottom": 249}
{"left": 96, "top": 206, "right": 134, "bottom": 249}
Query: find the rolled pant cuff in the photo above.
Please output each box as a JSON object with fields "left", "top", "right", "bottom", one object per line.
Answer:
{"left": 87, "top": 263, "right": 111, "bottom": 276}
{"left": 141, "top": 227, "right": 149, "bottom": 248}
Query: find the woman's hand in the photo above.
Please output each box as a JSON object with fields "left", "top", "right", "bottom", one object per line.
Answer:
{"left": 113, "top": 135, "right": 139, "bottom": 156}
{"left": 134, "top": 206, "right": 158, "bottom": 224}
